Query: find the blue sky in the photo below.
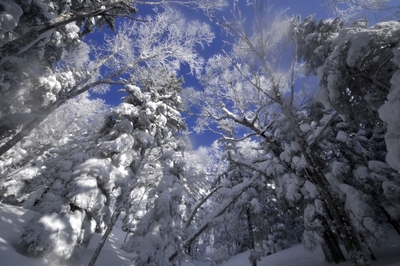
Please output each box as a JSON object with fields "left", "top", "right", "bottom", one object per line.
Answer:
{"left": 85, "top": 1, "right": 332, "bottom": 148}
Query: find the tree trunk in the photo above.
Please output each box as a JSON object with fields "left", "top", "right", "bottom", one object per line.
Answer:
{"left": 0, "top": 71, "right": 106, "bottom": 157}
{"left": 379, "top": 203, "right": 400, "bottom": 235}
{"left": 246, "top": 207, "right": 257, "bottom": 266}
{"left": 77, "top": 212, "right": 95, "bottom": 248}
{"left": 359, "top": 234, "right": 377, "bottom": 261}
{"left": 0, "top": 3, "right": 127, "bottom": 66}
{"left": 289, "top": 120, "right": 368, "bottom": 265}
{"left": 301, "top": 148, "right": 369, "bottom": 266}
{"left": 320, "top": 217, "right": 346, "bottom": 264}
{"left": 276, "top": 98, "right": 369, "bottom": 264}
{"left": 321, "top": 216, "right": 346, "bottom": 264}
{"left": 0, "top": 115, "right": 48, "bottom": 157}
{"left": 88, "top": 208, "right": 121, "bottom": 266}
{"left": 320, "top": 238, "right": 336, "bottom": 264}
{"left": 367, "top": 243, "right": 376, "bottom": 261}
{"left": 255, "top": 109, "right": 368, "bottom": 264}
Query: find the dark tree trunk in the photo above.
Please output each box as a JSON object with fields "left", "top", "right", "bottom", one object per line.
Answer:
{"left": 321, "top": 217, "right": 346, "bottom": 264}
{"left": 77, "top": 212, "right": 94, "bottom": 248}
{"left": 258, "top": 109, "right": 369, "bottom": 265}
{"left": 298, "top": 141, "right": 369, "bottom": 265}
{"left": 321, "top": 229, "right": 346, "bottom": 264}
{"left": 246, "top": 207, "right": 257, "bottom": 266}
{"left": 379, "top": 203, "right": 400, "bottom": 235}
{"left": 88, "top": 208, "right": 121, "bottom": 266}
{"left": 359, "top": 234, "right": 377, "bottom": 261}
{"left": 246, "top": 207, "right": 255, "bottom": 250}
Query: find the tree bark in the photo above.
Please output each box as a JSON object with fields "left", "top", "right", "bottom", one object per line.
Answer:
{"left": 301, "top": 145, "right": 369, "bottom": 266}
{"left": 281, "top": 103, "right": 369, "bottom": 266}
{"left": 321, "top": 217, "right": 346, "bottom": 264}
{"left": 88, "top": 208, "right": 121, "bottom": 266}
{"left": 246, "top": 207, "right": 257, "bottom": 266}
{"left": 0, "top": 114, "right": 49, "bottom": 157}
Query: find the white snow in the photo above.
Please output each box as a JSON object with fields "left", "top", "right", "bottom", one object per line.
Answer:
{"left": 114, "top": 102, "right": 139, "bottom": 117}
{"left": 0, "top": 0, "right": 23, "bottom": 35}
{"left": 66, "top": 174, "right": 106, "bottom": 211}
{"left": 35, "top": 211, "right": 84, "bottom": 261}
{"left": 393, "top": 47, "right": 400, "bottom": 66}
{"left": 346, "top": 31, "right": 370, "bottom": 68}
{"left": 279, "top": 150, "right": 291, "bottom": 163}
{"left": 379, "top": 66, "right": 400, "bottom": 172}
{"left": 299, "top": 123, "right": 311, "bottom": 133}
{"left": 336, "top": 130, "right": 349, "bottom": 143}
{"left": 1, "top": 203, "right": 400, "bottom": 266}
{"left": 301, "top": 180, "right": 319, "bottom": 199}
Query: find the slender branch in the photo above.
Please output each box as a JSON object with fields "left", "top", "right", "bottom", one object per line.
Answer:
{"left": 309, "top": 112, "right": 339, "bottom": 146}
{"left": 0, "top": 4, "right": 126, "bottom": 65}
{"left": 180, "top": 174, "right": 260, "bottom": 250}
{"left": 184, "top": 185, "right": 223, "bottom": 229}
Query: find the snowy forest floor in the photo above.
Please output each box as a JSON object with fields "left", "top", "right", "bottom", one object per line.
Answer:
{"left": 1, "top": 203, "right": 400, "bottom": 266}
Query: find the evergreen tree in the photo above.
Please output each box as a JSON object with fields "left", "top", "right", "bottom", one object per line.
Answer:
{"left": 14, "top": 70, "right": 187, "bottom": 263}
{"left": 207, "top": 139, "right": 302, "bottom": 266}
{"left": 4, "top": 5, "right": 215, "bottom": 260}
{"left": 291, "top": 18, "right": 400, "bottom": 171}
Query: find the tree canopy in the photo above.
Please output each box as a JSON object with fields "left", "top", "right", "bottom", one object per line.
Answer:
{"left": 1, "top": 0, "right": 400, "bottom": 266}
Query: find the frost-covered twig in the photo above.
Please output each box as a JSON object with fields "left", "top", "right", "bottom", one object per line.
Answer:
{"left": 309, "top": 112, "right": 339, "bottom": 146}
{"left": 184, "top": 185, "right": 223, "bottom": 229}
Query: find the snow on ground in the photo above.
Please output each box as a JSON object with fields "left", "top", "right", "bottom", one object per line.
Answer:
{"left": 1, "top": 203, "right": 400, "bottom": 266}
{"left": 0, "top": 203, "right": 133, "bottom": 266}
{"left": 0, "top": 203, "right": 46, "bottom": 266}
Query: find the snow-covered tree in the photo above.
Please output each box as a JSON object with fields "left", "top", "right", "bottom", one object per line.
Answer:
{"left": 0, "top": 0, "right": 127, "bottom": 148}
{"left": 13, "top": 70, "right": 186, "bottom": 263}
{"left": 0, "top": 92, "right": 108, "bottom": 179}
{"left": 316, "top": 105, "right": 400, "bottom": 238}
{"left": 184, "top": 2, "right": 380, "bottom": 265}
{"left": 0, "top": 1, "right": 218, "bottom": 158}
{"left": 292, "top": 15, "right": 400, "bottom": 174}
{"left": 1, "top": 7, "right": 215, "bottom": 263}
{"left": 120, "top": 138, "right": 187, "bottom": 266}
{"left": 205, "top": 139, "right": 301, "bottom": 266}
{"left": 379, "top": 45, "right": 400, "bottom": 172}
{"left": 324, "top": 0, "right": 400, "bottom": 20}
{"left": 290, "top": 14, "right": 400, "bottom": 262}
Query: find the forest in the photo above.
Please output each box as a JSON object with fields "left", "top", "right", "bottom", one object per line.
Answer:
{"left": 1, "top": 0, "right": 400, "bottom": 265}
